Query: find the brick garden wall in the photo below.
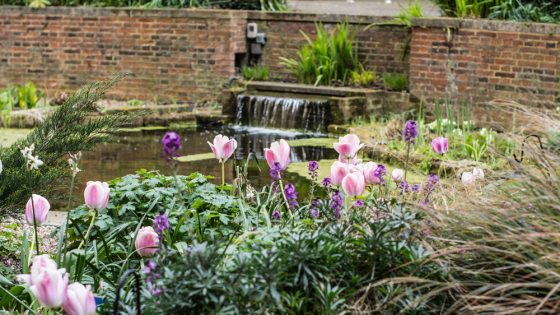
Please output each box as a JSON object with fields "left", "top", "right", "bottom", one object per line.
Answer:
{"left": 0, "top": 6, "right": 558, "bottom": 107}
{"left": 410, "top": 18, "right": 560, "bottom": 108}
{"left": 0, "top": 6, "right": 247, "bottom": 102}
{"left": 247, "top": 12, "right": 410, "bottom": 82}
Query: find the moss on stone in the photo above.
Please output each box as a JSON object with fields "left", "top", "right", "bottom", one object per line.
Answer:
{"left": 286, "top": 138, "right": 335, "bottom": 148}
{"left": 176, "top": 152, "right": 215, "bottom": 162}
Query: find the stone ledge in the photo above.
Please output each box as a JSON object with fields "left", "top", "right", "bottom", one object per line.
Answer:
{"left": 247, "top": 10, "right": 397, "bottom": 25}
{"left": 412, "top": 17, "right": 560, "bottom": 34}
{"left": 245, "top": 81, "right": 382, "bottom": 97}
{"left": 0, "top": 5, "right": 247, "bottom": 19}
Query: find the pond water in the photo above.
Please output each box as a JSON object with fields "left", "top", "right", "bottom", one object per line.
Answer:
{"left": 74, "top": 126, "right": 338, "bottom": 200}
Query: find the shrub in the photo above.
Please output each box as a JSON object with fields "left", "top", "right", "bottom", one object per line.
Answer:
{"left": 280, "top": 22, "right": 360, "bottom": 86}
{"left": 432, "top": 0, "right": 560, "bottom": 22}
{"left": 383, "top": 73, "right": 408, "bottom": 91}
{"left": 350, "top": 66, "right": 376, "bottom": 87}
{"left": 142, "top": 202, "right": 430, "bottom": 314}
{"left": 241, "top": 65, "right": 270, "bottom": 81}
{"left": 0, "top": 76, "right": 127, "bottom": 214}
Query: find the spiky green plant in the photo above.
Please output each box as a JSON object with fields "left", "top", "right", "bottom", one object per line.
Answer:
{"left": 280, "top": 22, "right": 359, "bottom": 86}
{"left": 0, "top": 75, "right": 128, "bottom": 215}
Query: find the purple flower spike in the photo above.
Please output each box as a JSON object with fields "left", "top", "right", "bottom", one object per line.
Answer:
{"left": 269, "top": 162, "right": 283, "bottom": 181}
{"left": 272, "top": 210, "right": 281, "bottom": 220}
{"left": 153, "top": 211, "right": 170, "bottom": 237}
{"left": 162, "top": 131, "right": 182, "bottom": 161}
{"left": 322, "top": 177, "right": 332, "bottom": 189}
{"left": 353, "top": 199, "right": 364, "bottom": 208}
{"left": 308, "top": 160, "right": 319, "bottom": 180}
{"left": 283, "top": 183, "right": 299, "bottom": 210}
{"left": 422, "top": 174, "right": 439, "bottom": 204}
{"left": 330, "top": 190, "right": 344, "bottom": 218}
{"left": 403, "top": 120, "right": 418, "bottom": 143}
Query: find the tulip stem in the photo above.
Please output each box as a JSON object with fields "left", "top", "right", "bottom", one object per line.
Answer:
{"left": 221, "top": 160, "right": 225, "bottom": 186}
{"left": 30, "top": 194, "right": 40, "bottom": 256}
{"left": 78, "top": 210, "right": 97, "bottom": 250}
{"left": 404, "top": 142, "right": 411, "bottom": 182}
{"left": 278, "top": 178, "right": 293, "bottom": 218}
{"left": 58, "top": 173, "right": 77, "bottom": 265}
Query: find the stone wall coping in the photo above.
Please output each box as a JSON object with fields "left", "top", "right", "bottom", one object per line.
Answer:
{"left": 0, "top": 5, "right": 247, "bottom": 19}
{"left": 413, "top": 17, "right": 560, "bottom": 35}
{"left": 247, "top": 11, "right": 396, "bottom": 24}
{"left": 0, "top": 5, "right": 398, "bottom": 24}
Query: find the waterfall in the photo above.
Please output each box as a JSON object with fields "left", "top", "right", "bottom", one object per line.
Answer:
{"left": 235, "top": 94, "right": 327, "bottom": 133}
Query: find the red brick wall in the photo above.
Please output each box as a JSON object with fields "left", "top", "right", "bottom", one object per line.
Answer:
{"left": 0, "top": 7, "right": 247, "bottom": 102}
{"left": 248, "top": 12, "right": 410, "bottom": 81}
{"left": 410, "top": 18, "right": 560, "bottom": 108}
{"left": 0, "top": 7, "right": 558, "bottom": 108}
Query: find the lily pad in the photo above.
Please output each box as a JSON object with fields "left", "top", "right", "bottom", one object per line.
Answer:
{"left": 0, "top": 128, "right": 32, "bottom": 147}
{"left": 176, "top": 153, "right": 215, "bottom": 162}
{"left": 286, "top": 138, "right": 335, "bottom": 148}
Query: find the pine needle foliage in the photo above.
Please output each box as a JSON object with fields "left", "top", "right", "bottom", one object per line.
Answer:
{"left": 0, "top": 75, "right": 128, "bottom": 215}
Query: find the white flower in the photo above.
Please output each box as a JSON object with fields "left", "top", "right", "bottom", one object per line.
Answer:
{"left": 27, "top": 155, "right": 43, "bottom": 170}
{"left": 20, "top": 144, "right": 35, "bottom": 159}
{"left": 472, "top": 167, "right": 484, "bottom": 180}
{"left": 461, "top": 172, "right": 476, "bottom": 186}
{"left": 68, "top": 152, "right": 82, "bottom": 176}
{"left": 0, "top": 160, "right": 2, "bottom": 175}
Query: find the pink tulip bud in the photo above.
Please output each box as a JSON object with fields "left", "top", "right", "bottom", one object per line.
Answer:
{"left": 30, "top": 267, "right": 69, "bottom": 309}
{"left": 135, "top": 226, "right": 159, "bottom": 257}
{"left": 330, "top": 161, "right": 348, "bottom": 186}
{"left": 333, "top": 134, "right": 364, "bottom": 159}
{"left": 431, "top": 137, "right": 449, "bottom": 154}
{"left": 461, "top": 172, "right": 476, "bottom": 185}
{"left": 362, "top": 161, "right": 379, "bottom": 185}
{"left": 264, "top": 139, "right": 291, "bottom": 170}
{"left": 392, "top": 168, "right": 404, "bottom": 182}
{"left": 63, "top": 283, "right": 96, "bottom": 315}
{"left": 25, "top": 194, "right": 50, "bottom": 226}
{"left": 17, "top": 255, "right": 57, "bottom": 286}
{"left": 207, "top": 134, "right": 237, "bottom": 162}
{"left": 341, "top": 172, "right": 366, "bottom": 197}
{"left": 84, "top": 181, "right": 110, "bottom": 210}
{"left": 472, "top": 167, "right": 484, "bottom": 180}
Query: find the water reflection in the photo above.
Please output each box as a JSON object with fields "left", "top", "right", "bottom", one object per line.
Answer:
{"left": 74, "top": 126, "right": 337, "bottom": 199}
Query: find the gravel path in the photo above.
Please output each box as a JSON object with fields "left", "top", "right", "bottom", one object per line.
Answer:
{"left": 0, "top": 213, "right": 66, "bottom": 274}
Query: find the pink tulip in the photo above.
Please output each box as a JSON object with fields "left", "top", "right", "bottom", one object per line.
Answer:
{"left": 84, "top": 181, "right": 110, "bottom": 210}
{"left": 30, "top": 266, "right": 68, "bottom": 309}
{"left": 135, "top": 226, "right": 159, "bottom": 257}
{"left": 461, "top": 172, "right": 475, "bottom": 185}
{"left": 17, "top": 255, "right": 57, "bottom": 286}
{"left": 25, "top": 194, "right": 50, "bottom": 226}
{"left": 341, "top": 172, "right": 366, "bottom": 197}
{"left": 431, "top": 137, "right": 449, "bottom": 154}
{"left": 208, "top": 134, "right": 237, "bottom": 162}
{"left": 473, "top": 167, "right": 484, "bottom": 180}
{"left": 330, "top": 161, "right": 348, "bottom": 186}
{"left": 362, "top": 162, "right": 379, "bottom": 185}
{"left": 392, "top": 168, "right": 404, "bottom": 182}
{"left": 63, "top": 283, "right": 96, "bottom": 315}
{"left": 333, "top": 134, "right": 363, "bottom": 159}
{"left": 264, "top": 139, "right": 291, "bottom": 170}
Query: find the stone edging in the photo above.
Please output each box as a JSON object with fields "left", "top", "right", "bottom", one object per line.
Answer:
{"left": 412, "top": 17, "right": 560, "bottom": 35}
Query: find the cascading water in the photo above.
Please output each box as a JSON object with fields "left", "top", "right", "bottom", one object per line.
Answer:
{"left": 235, "top": 94, "right": 328, "bottom": 133}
